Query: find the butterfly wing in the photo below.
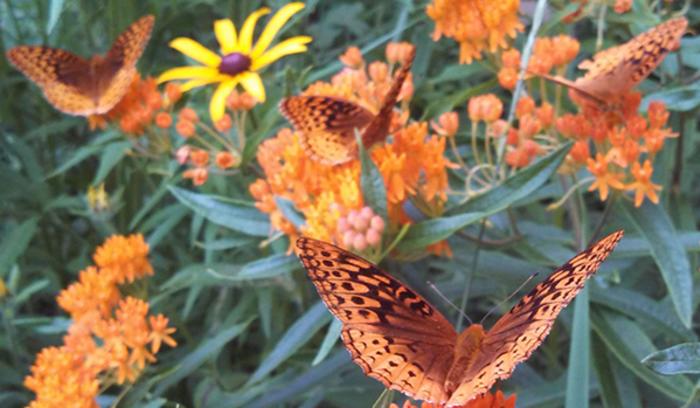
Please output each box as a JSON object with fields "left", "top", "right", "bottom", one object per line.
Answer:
{"left": 296, "top": 237, "right": 457, "bottom": 404}
{"left": 280, "top": 96, "right": 374, "bottom": 165}
{"left": 361, "top": 47, "right": 415, "bottom": 146}
{"left": 446, "top": 230, "right": 624, "bottom": 406}
{"left": 573, "top": 17, "right": 686, "bottom": 101}
{"left": 7, "top": 46, "right": 97, "bottom": 115}
{"left": 95, "top": 14, "right": 155, "bottom": 114}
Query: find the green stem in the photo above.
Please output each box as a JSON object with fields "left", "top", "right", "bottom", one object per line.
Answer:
{"left": 456, "top": 221, "right": 486, "bottom": 332}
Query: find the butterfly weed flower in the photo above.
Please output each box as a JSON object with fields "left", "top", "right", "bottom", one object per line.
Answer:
{"left": 426, "top": 0, "right": 523, "bottom": 64}
{"left": 157, "top": 2, "right": 312, "bottom": 122}
{"left": 25, "top": 234, "right": 176, "bottom": 407}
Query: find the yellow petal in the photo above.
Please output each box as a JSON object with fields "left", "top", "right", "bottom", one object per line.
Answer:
{"left": 180, "top": 77, "right": 225, "bottom": 92}
{"left": 157, "top": 66, "right": 220, "bottom": 83}
{"left": 237, "top": 7, "right": 270, "bottom": 54}
{"left": 251, "top": 36, "right": 311, "bottom": 70}
{"left": 251, "top": 2, "right": 306, "bottom": 58}
{"left": 238, "top": 72, "right": 265, "bottom": 102}
{"left": 214, "top": 19, "right": 238, "bottom": 54}
{"left": 170, "top": 37, "right": 221, "bottom": 67}
{"left": 210, "top": 79, "right": 238, "bottom": 121}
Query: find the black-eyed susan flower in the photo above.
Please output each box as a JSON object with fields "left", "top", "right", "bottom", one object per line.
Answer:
{"left": 157, "top": 2, "right": 311, "bottom": 121}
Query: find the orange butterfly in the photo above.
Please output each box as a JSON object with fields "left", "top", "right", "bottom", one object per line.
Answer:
{"left": 6, "top": 15, "right": 154, "bottom": 116}
{"left": 296, "top": 231, "right": 623, "bottom": 406}
{"left": 538, "top": 17, "right": 687, "bottom": 105}
{"left": 279, "top": 48, "right": 415, "bottom": 165}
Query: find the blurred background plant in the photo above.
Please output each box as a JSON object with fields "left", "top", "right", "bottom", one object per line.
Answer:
{"left": 1, "top": 0, "right": 700, "bottom": 407}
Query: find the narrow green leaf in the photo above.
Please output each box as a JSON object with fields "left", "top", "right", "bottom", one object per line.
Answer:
{"left": 358, "top": 135, "right": 388, "bottom": 220}
{"left": 47, "top": 144, "right": 102, "bottom": 178}
{"left": 591, "top": 310, "right": 694, "bottom": 401}
{"left": 0, "top": 217, "right": 38, "bottom": 275}
{"left": 248, "top": 351, "right": 350, "bottom": 408}
{"left": 275, "top": 196, "right": 306, "bottom": 228}
{"left": 397, "top": 211, "right": 484, "bottom": 252}
{"left": 620, "top": 200, "right": 693, "bottom": 327}
{"left": 153, "top": 319, "right": 253, "bottom": 395}
{"left": 247, "top": 302, "right": 331, "bottom": 385}
{"left": 566, "top": 286, "right": 590, "bottom": 408}
{"left": 169, "top": 186, "right": 270, "bottom": 236}
{"left": 238, "top": 254, "right": 299, "bottom": 280}
{"left": 446, "top": 142, "right": 571, "bottom": 215}
{"left": 46, "top": 0, "right": 65, "bottom": 34}
{"left": 92, "top": 141, "right": 131, "bottom": 184}
{"left": 643, "top": 343, "right": 700, "bottom": 375}
{"left": 312, "top": 319, "right": 342, "bottom": 365}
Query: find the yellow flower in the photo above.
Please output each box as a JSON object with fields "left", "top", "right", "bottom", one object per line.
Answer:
{"left": 158, "top": 3, "right": 311, "bottom": 121}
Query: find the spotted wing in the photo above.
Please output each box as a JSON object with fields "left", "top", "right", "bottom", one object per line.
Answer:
{"left": 296, "top": 237, "right": 457, "bottom": 404}
{"left": 361, "top": 47, "right": 415, "bottom": 146}
{"left": 280, "top": 96, "right": 375, "bottom": 165}
{"left": 7, "top": 46, "right": 96, "bottom": 115}
{"left": 446, "top": 230, "right": 624, "bottom": 406}
{"left": 95, "top": 14, "right": 155, "bottom": 114}
{"left": 574, "top": 17, "right": 687, "bottom": 101}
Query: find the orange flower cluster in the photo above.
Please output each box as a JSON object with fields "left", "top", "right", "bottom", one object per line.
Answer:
{"left": 88, "top": 75, "right": 182, "bottom": 135}
{"left": 498, "top": 35, "right": 580, "bottom": 90}
{"left": 556, "top": 95, "right": 675, "bottom": 206}
{"left": 250, "top": 44, "right": 454, "bottom": 250}
{"left": 492, "top": 31, "right": 675, "bottom": 207}
{"left": 176, "top": 92, "right": 254, "bottom": 186}
{"left": 505, "top": 95, "right": 553, "bottom": 168}
{"left": 426, "top": 0, "right": 523, "bottom": 64}
{"left": 25, "top": 234, "right": 176, "bottom": 408}
{"left": 390, "top": 390, "right": 516, "bottom": 408}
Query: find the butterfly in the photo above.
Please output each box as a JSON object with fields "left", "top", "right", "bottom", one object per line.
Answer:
{"left": 279, "top": 48, "right": 415, "bottom": 166}
{"left": 6, "top": 15, "right": 155, "bottom": 116}
{"left": 295, "top": 230, "right": 623, "bottom": 406}
{"left": 537, "top": 17, "right": 687, "bottom": 105}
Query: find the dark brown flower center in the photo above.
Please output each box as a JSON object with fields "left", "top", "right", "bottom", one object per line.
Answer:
{"left": 218, "top": 52, "right": 251, "bottom": 76}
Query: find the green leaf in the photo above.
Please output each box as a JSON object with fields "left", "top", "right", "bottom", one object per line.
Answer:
{"left": 397, "top": 143, "right": 571, "bottom": 251}
{"left": 312, "top": 319, "right": 342, "bottom": 365}
{"left": 153, "top": 319, "right": 253, "bottom": 395}
{"left": 0, "top": 218, "right": 38, "bottom": 275}
{"left": 247, "top": 302, "right": 331, "bottom": 385}
{"left": 358, "top": 135, "right": 388, "bottom": 220}
{"left": 275, "top": 196, "right": 306, "bottom": 229}
{"left": 92, "top": 141, "right": 131, "bottom": 184}
{"left": 169, "top": 186, "right": 270, "bottom": 236}
{"left": 566, "top": 287, "right": 590, "bottom": 408}
{"left": 238, "top": 254, "right": 299, "bottom": 280}
{"left": 620, "top": 200, "right": 693, "bottom": 328}
{"left": 446, "top": 142, "right": 572, "bottom": 215}
{"left": 248, "top": 351, "right": 350, "bottom": 408}
{"left": 46, "top": 0, "right": 65, "bottom": 34}
{"left": 642, "top": 343, "right": 700, "bottom": 375}
{"left": 591, "top": 310, "right": 694, "bottom": 402}
{"left": 397, "top": 211, "right": 484, "bottom": 252}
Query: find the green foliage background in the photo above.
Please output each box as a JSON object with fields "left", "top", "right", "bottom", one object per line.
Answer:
{"left": 1, "top": 0, "right": 700, "bottom": 407}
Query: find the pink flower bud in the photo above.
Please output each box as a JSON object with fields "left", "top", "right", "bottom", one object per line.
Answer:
{"left": 176, "top": 146, "right": 191, "bottom": 164}
{"left": 366, "top": 229, "right": 381, "bottom": 246}
{"left": 352, "top": 215, "right": 369, "bottom": 231}
{"left": 360, "top": 206, "right": 374, "bottom": 220}
{"left": 370, "top": 215, "right": 385, "bottom": 232}
{"left": 337, "top": 216, "right": 349, "bottom": 232}
{"left": 343, "top": 231, "right": 355, "bottom": 248}
{"left": 353, "top": 234, "right": 367, "bottom": 251}
{"left": 346, "top": 210, "right": 358, "bottom": 226}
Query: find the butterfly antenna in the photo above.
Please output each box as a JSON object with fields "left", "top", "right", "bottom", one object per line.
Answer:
{"left": 427, "top": 281, "right": 473, "bottom": 325}
{"left": 479, "top": 272, "right": 539, "bottom": 325}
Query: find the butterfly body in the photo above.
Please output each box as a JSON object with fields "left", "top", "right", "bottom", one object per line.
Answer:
{"left": 280, "top": 48, "right": 415, "bottom": 165}
{"left": 538, "top": 17, "right": 687, "bottom": 106}
{"left": 7, "top": 15, "right": 154, "bottom": 116}
{"left": 296, "top": 230, "right": 623, "bottom": 405}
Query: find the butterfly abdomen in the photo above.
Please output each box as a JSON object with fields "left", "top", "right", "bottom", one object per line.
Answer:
{"left": 445, "top": 324, "right": 486, "bottom": 393}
